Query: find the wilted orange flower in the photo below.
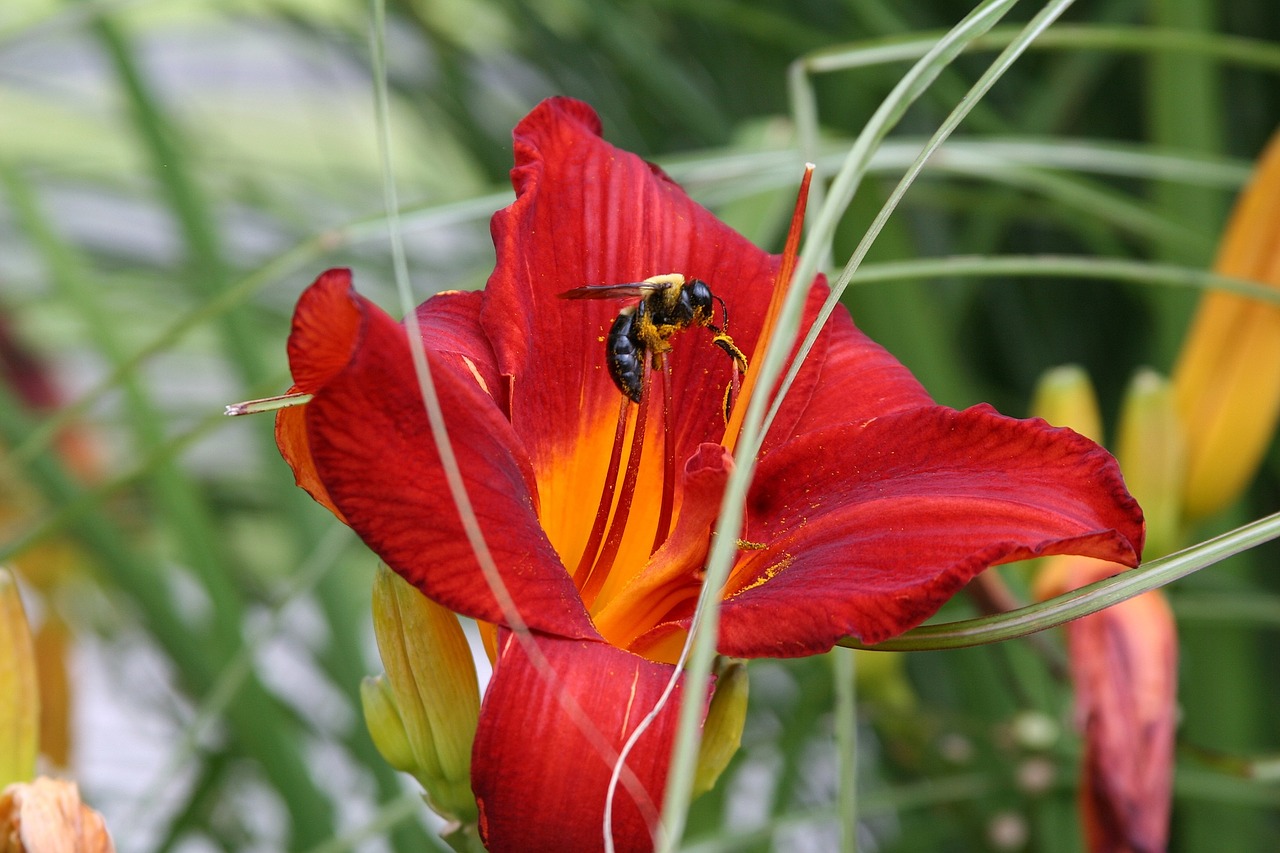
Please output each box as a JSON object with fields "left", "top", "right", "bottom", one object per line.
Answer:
{"left": 0, "top": 778, "right": 114, "bottom": 853}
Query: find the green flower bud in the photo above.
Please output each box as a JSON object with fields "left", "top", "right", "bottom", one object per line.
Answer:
{"left": 359, "top": 674, "right": 416, "bottom": 774}
{"left": 367, "top": 564, "right": 480, "bottom": 823}
{"left": 0, "top": 567, "right": 37, "bottom": 787}
{"left": 693, "top": 658, "right": 748, "bottom": 798}
{"left": 1031, "top": 365, "right": 1103, "bottom": 442}
{"left": 1116, "top": 369, "right": 1186, "bottom": 559}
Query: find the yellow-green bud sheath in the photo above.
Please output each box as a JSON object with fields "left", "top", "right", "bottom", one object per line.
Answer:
{"left": 0, "top": 567, "right": 38, "bottom": 787}
{"left": 360, "top": 674, "right": 417, "bottom": 774}
{"left": 693, "top": 659, "right": 748, "bottom": 798}
{"left": 1115, "top": 370, "right": 1186, "bottom": 559}
{"left": 1030, "top": 365, "right": 1103, "bottom": 443}
{"left": 369, "top": 565, "right": 480, "bottom": 823}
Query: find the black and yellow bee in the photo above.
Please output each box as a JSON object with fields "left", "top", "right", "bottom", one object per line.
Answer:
{"left": 559, "top": 274, "right": 748, "bottom": 411}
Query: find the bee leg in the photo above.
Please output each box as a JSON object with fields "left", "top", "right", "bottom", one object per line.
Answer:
{"left": 712, "top": 333, "right": 748, "bottom": 424}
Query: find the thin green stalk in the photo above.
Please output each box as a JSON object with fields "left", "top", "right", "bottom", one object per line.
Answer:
{"left": 846, "top": 255, "right": 1280, "bottom": 304}
{"left": 840, "top": 510, "right": 1280, "bottom": 651}
{"left": 682, "top": 773, "right": 991, "bottom": 852}
{"left": 301, "top": 794, "right": 452, "bottom": 853}
{"left": 0, "top": 379, "right": 333, "bottom": 843}
{"left": 833, "top": 649, "right": 857, "bottom": 853}
{"left": 89, "top": 9, "right": 267, "bottom": 386}
{"left": 11, "top": 192, "right": 504, "bottom": 467}
{"left": 801, "top": 25, "right": 1280, "bottom": 74}
{"left": 767, "top": 0, "right": 1081, "bottom": 444}
{"left": 661, "top": 1, "right": 1024, "bottom": 847}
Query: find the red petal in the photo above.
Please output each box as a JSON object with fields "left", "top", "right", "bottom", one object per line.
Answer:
{"left": 286, "top": 271, "right": 595, "bottom": 639}
{"left": 286, "top": 268, "right": 362, "bottom": 393}
{"left": 770, "top": 306, "right": 934, "bottom": 449}
{"left": 717, "top": 405, "right": 1145, "bottom": 654}
{"left": 473, "top": 633, "right": 705, "bottom": 853}
{"left": 411, "top": 289, "right": 508, "bottom": 414}
{"left": 481, "top": 97, "right": 783, "bottom": 479}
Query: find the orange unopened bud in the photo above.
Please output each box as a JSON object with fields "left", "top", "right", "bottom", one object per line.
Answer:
{"left": 365, "top": 565, "right": 480, "bottom": 823}
{"left": 692, "top": 658, "right": 748, "bottom": 798}
{"left": 1030, "top": 365, "right": 1103, "bottom": 443}
{"left": 0, "top": 778, "right": 114, "bottom": 853}
{"left": 1064, "top": 558, "right": 1177, "bottom": 853}
{"left": 1115, "top": 369, "right": 1185, "bottom": 559}
{"left": 1173, "top": 129, "right": 1280, "bottom": 522}
{"left": 0, "top": 568, "right": 37, "bottom": 788}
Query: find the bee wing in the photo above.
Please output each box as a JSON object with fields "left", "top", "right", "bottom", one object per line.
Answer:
{"left": 558, "top": 282, "right": 663, "bottom": 300}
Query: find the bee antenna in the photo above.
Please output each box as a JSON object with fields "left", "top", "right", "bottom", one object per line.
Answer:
{"left": 713, "top": 295, "right": 730, "bottom": 333}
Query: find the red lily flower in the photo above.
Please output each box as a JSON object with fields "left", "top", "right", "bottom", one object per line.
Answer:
{"left": 276, "top": 97, "right": 1144, "bottom": 851}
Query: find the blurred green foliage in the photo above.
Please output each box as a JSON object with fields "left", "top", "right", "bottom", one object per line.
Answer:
{"left": 1, "top": 0, "right": 1279, "bottom": 850}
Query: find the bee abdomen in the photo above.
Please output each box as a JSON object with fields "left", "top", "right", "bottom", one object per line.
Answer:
{"left": 606, "top": 309, "right": 644, "bottom": 403}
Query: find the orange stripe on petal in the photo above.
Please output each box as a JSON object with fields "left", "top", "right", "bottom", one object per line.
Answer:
{"left": 593, "top": 443, "right": 732, "bottom": 657}
{"left": 274, "top": 397, "right": 345, "bottom": 523}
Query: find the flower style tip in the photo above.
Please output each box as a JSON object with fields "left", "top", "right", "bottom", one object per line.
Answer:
{"left": 1173, "top": 128, "right": 1280, "bottom": 522}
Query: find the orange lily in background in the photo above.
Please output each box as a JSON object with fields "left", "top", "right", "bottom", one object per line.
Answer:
{"left": 1173, "top": 129, "right": 1280, "bottom": 523}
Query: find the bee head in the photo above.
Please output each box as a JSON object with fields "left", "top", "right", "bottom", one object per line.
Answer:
{"left": 685, "top": 278, "right": 715, "bottom": 319}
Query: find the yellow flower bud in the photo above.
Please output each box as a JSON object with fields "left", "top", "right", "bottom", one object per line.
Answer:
{"left": 368, "top": 565, "right": 480, "bottom": 822}
{"left": 0, "top": 567, "right": 37, "bottom": 788}
{"left": 1115, "top": 370, "right": 1186, "bottom": 558}
{"left": 1030, "top": 365, "right": 1103, "bottom": 443}
{"left": 1173, "top": 130, "right": 1280, "bottom": 522}
{"left": 692, "top": 658, "right": 748, "bottom": 798}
